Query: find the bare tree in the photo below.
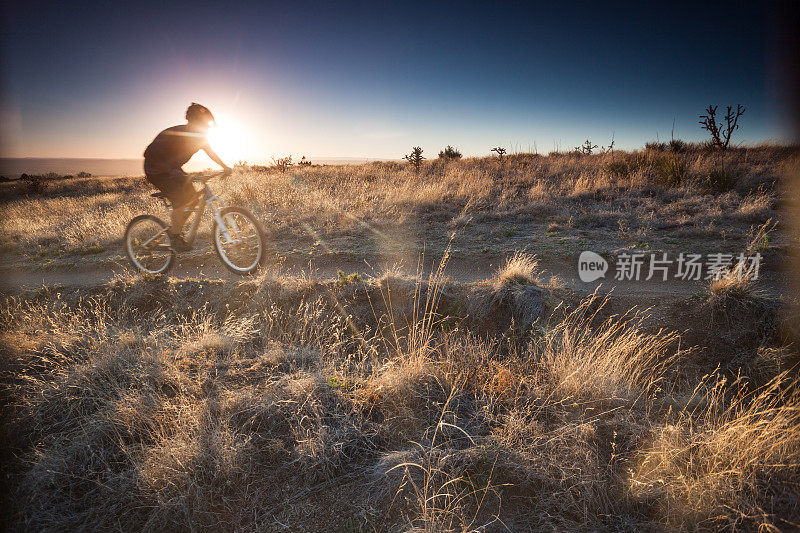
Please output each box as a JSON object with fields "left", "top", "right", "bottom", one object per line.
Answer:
{"left": 699, "top": 104, "right": 745, "bottom": 150}
{"left": 272, "top": 155, "right": 293, "bottom": 173}
{"left": 403, "top": 146, "right": 425, "bottom": 173}
{"left": 574, "top": 139, "right": 598, "bottom": 155}
{"left": 601, "top": 132, "right": 615, "bottom": 154}
{"left": 491, "top": 147, "right": 507, "bottom": 159}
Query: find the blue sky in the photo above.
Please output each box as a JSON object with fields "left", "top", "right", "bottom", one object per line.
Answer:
{"left": 0, "top": 1, "right": 792, "bottom": 162}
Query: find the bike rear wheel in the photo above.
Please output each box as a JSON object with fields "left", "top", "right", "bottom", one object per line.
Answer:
{"left": 124, "top": 214, "right": 175, "bottom": 274}
{"left": 212, "top": 206, "right": 266, "bottom": 275}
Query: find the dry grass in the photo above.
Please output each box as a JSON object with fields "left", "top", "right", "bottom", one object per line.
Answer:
{"left": 1, "top": 144, "right": 798, "bottom": 530}
{"left": 706, "top": 255, "right": 773, "bottom": 335}
{"left": 709, "top": 263, "right": 755, "bottom": 301}
{"left": 631, "top": 371, "right": 800, "bottom": 530}
{"left": 0, "top": 145, "right": 792, "bottom": 270}
{"left": 495, "top": 251, "right": 538, "bottom": 287}
{"left": 533, "top": 294, "right": 682, "bottom": 403}
{"left": 2, "top": 266, "right": 797, "bottom": 531}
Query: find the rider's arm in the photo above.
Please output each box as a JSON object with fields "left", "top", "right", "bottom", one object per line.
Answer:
{"left": 203, "top": 146, "right": 232, "bottom": 173}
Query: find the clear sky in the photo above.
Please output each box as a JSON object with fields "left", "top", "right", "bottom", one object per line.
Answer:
{"left": 0, "top": 1, "right": 794, "bottom": 164}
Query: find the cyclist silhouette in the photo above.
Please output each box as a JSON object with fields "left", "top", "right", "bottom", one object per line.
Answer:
{"left": 144, "top": 103, "right": 231, "bottom": 250}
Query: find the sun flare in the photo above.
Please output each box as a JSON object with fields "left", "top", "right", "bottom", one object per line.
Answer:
{"left": 207, "top": 115, "right": 252, "bottom": 163}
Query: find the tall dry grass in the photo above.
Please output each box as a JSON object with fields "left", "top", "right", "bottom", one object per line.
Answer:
{"left": 632, "top": 371, "right": 800, "bottom": 530}
{"left": 3, "top": 265, "right": 796, "bottom": 530}
{"left": 532, "top": 294, "right": 682, "bottom": 403}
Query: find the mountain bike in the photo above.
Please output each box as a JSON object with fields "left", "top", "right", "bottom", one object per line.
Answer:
{"left": 124, "top": 171, "right": 267, "bottom": 275}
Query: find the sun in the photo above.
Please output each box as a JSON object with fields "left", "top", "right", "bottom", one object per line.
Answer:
{"left": 207, "top": 115, "right": 252, "bottom": 163}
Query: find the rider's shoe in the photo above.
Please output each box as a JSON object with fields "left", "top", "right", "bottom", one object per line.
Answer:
{"left": 169, "top": 234, "right": 192, "bottom": 252}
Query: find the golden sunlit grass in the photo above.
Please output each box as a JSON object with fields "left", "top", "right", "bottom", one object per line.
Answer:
{"left": 631, "top": 371, "right": 800, "bottom": 530}
{"left": 0, "top": 145, "right": 793, "bottom": 271}
{"left": 2, "top": 256, "right": 796, "bottom": 530}
{"left": 534, "top": 294, "right": 682, "bottom": 403}
{"left": 495, "top": 250, "right": 538, "bottom": 286}
{"left": 709, "top": 261, "right": 756, "bottom": 301}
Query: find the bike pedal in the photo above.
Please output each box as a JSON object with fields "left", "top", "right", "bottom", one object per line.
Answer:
{"left": 170, "top": 237, "right": 192, "bottom": 252}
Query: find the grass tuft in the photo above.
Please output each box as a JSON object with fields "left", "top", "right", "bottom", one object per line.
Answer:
{"left": 631, "top": 371, "right": 800, "bottom": 530}
{"left": 495, "top": 251, "right": 538, "bottom": 286}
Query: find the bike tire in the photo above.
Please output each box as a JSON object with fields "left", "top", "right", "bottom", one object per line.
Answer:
{"left": 212, "top": 206, "right": 267, "bottom": 275}
{"left": 124, "top": 214, "right": 175, "bottom": 275}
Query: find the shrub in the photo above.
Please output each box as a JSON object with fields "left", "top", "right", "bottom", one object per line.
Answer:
{"left": 77, "top": 171, "right": 92, "bottom": 178}
{"left": 574, "top": 139, "right": 598, "bottom": 155}
{"left": 645, "top": 141, "right": 668, "bottom": 151}
{"left": 20, "top": 173, "right": 49, "bottom": 194}
{"left": 271, "top": 156, "right": 293, "bottom": 173}
{"left": 604, "top": 160, "right": 629, "bottom": 179}
{"left": 668, "top": 139, "right": 688, "bottom": 153}
{"left": 702, "top": 168, "right": 737, "bottom": 192}
{"left": 699, "top": 104, "right": 746, "bottom": 151}
{"left": 654, "top": 156, "right": 685, "bottom": 187}
{"left": 627, "top": 152, "right": 651, "bottom": 173}
{"left": 336, "top": 270, "right": 362, "bottom": 286}
{"left": 438, "top": 145, "right": 462, "bottom": 160}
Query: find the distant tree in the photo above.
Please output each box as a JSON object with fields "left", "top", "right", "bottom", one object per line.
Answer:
{"left": 491, "top": 147, "right": 507, "bottom": 159}
{"left": 699, "top": 104, "right": 745, "bottom": 151}
{"left": 272, "top": 155, "right": 293, "bottom": 173}
{"left": 299, "top": 155, "right": 312, "bottom": 166}
{"left": 403, "top": 146, "right": 425, "bottom": 173}
{"left": 438, "top": 145, "right": 462, "bottom": 160}
{"left": 601, "top": 133, "right": 615, "bottom": 154}
{"left": 574, "top": 139, "right": 598, "bottom": 155}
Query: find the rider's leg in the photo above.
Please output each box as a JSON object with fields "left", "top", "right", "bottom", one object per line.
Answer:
{"left": 168, "top": 205, "right": 191, "bottom": 252}
{"left": 167, "top": 190, "right": 203, "bottom": 251}
{"left": 167, "top": 172, "right": 200, "bottom": 236}
{"left": 170, "top": 205, "right": 188, "bottom": 235}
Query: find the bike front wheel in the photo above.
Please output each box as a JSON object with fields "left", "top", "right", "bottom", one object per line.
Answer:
{"left": 212, "top": 207, "right": 266, "bottom": 275}
{"left": 124, "top": 214, "right": 175, "bottom": 275}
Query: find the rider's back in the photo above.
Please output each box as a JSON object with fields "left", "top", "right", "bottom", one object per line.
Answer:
{"left": 144, "top": 124, "right": 209, "bottom": 175}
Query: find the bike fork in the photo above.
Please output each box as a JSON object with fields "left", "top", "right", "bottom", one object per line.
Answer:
{"left": 211, "top": 203, "right": 238, "bottom": 244}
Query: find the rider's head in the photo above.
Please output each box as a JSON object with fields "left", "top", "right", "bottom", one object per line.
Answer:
{"left": 186, "top": 103, "right": 215, "bottom": 130}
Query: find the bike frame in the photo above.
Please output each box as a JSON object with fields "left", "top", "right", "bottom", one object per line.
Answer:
{"left": 184, "top": 176, "right": 242, "bottom": 246}
{"left": 143, "top": 172, "right": 239, "bottom": 250}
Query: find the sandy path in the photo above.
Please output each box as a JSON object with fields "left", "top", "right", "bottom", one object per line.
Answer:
{"left": 1, "top": 253, "right": 791, "bottom": 300}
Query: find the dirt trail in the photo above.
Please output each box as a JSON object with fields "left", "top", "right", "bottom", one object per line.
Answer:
{"left": 0, "top": 253, "right": 791, "bottom": 300}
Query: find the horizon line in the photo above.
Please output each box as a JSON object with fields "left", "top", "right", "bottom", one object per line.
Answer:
{"left": 2, "top": 139, "right": 797, "bottom": 163}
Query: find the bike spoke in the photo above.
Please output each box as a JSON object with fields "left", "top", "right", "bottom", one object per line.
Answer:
{"left": 128, "top": 219, "right": 172, "bottom": 273}
{"left": 216, "top": 212, "right": 261, "bottom": 271}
